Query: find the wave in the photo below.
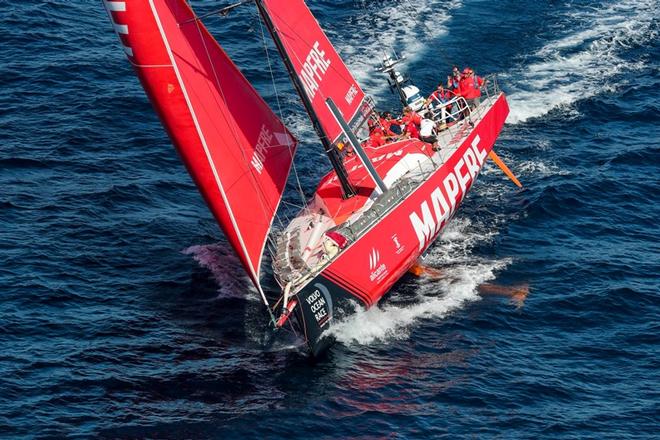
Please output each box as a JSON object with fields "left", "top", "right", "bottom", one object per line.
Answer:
{"left": 329, "top": 218, "right": 510, "bottom": 346}
{"left": 504, "top": 0, "right": 658, "bottom": 123}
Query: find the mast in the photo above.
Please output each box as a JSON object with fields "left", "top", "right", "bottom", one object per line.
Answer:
{"left": 254, "top": 0, "right": 356, "bottom": 199}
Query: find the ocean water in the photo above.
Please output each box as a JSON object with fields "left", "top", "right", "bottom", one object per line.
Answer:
{"left": 1, "top": 0, "right": 658, "bottom": 438}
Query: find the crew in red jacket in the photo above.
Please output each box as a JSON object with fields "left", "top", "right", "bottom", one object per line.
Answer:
{"left": 401, "top": 106, "right": 421, "bottom": 139}
{"left": 447, "top": 65, "right": 461, "bottom": 93}
{"left": 378, "top": 111, "right": 398, "bottom": 137}
{"left": 458, "top": 67, "right": 484, "bottom": 109}
{"left": 368, "top": 126, "right": 387, "bottom": 147}
{"left": 425, "top": 83, "right": 454, "bottom": 108}
{"left": 402, "top": 106, "right": 421, "bottom": 125}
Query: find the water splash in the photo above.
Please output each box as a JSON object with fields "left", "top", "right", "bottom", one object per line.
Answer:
{"left": 330, "top": 219, "right": 510, "bottom": 345}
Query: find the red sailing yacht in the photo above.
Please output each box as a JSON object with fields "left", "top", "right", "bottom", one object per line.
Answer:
{"left": 103, "top": 0, "right": 515, "bottom": 355}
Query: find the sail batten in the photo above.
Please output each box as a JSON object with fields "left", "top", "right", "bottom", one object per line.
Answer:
{"left": 104, "top": 0, "right": 297, "bottom": 297}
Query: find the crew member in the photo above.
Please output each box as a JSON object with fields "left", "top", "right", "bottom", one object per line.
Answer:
{"left": 419, "top": 118, "right": 439, "bottom": 151}
{"left": 402, "top": 106, "right": 421, "bottom": 125}
{"left": 458, "top": 67, "right": 484, "bottom": 110}
{"left": 368, "top": 126, "right": 387, "bottom": 147}
{"left": 378, "top": 111, "right": 398, "bottom": 137}
{"left": 425, "top": 83, "right": 455, "bottom": 125}
{"left": 447, "top": 66, "right": 461, "bottom": 93}
{"left": 401, "top": 106, "right": 421, "bottom": 139}
{"left": 425, "top": 83, "right": 453, "bottom": 107}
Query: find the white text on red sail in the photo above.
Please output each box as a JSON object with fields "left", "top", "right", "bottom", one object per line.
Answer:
{"left": 298, "top": 42, "right": 331, "bottom": 100}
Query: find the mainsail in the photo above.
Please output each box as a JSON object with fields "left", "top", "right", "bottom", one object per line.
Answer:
{"left": 103, "top": 0, "right": 297, "bottom": 296}
{"left": 258, "top": 0, "right": 373, "bottom": 145}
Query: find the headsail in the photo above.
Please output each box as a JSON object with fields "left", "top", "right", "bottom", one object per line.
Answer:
{"left": 258, "top": 0, "right": 374, "bottom": 145}
{"left": 103, "top": 0, "right": 297, "bottom": 296}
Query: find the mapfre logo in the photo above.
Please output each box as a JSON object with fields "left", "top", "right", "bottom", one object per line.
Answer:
{"left": 250, "top": 125, "right": 294, "bottom": 174}
{"left": 409, "top": 135, "right": 489, "bottom": 250}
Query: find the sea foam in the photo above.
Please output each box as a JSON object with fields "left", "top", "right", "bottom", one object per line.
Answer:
{"left": 505, "top": 0, "right": 657, "bottom": 123}
{"left": 330, "top": 219, "right": 510, "bottom": 346}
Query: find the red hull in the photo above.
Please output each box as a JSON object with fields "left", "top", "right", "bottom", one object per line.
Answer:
{"left": 294, "top": 94, "right": 510, "bottom": 355}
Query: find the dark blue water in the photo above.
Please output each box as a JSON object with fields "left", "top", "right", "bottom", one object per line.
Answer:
{"left": 1, "top": 0, "right": 658, "bottom": 438}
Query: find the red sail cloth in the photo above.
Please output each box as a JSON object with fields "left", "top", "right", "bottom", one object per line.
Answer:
{"left": 104, "top": 0, "right": 297, "bottom": 290}
{"left": 260, "top": 0, "right": 368, "bottom": 143}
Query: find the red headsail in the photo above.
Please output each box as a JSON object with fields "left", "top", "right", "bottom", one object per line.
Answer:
{"left": 103, "top": 0, "right": 297, "bottom": 295}
{"left": 259, "top": 0, "right": 372, "bottom": 143}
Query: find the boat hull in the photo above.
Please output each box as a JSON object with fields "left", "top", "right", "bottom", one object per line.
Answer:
{"left": 294, "top": 93, "right": 510, "bottom": 355}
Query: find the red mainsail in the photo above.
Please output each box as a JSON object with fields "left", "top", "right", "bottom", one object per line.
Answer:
{"left": 259, "top": 0, "right": 373, "bottom": 144}
{"left": 103, "top": 0, "right": 297, "bottom": 295}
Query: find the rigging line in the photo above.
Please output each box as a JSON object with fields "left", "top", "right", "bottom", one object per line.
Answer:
{"left": 256, "top": 7, "right": 308, "bottom": 210}
{"left": 190, "top": 12, "right": 285, "bottom": 300}
{"left": 255, "top": 26, "right": 286, "bottom": 233}
{"left": 180, "top": 0, "right": 251, "bottom": 25}
{"left": 281, "top": 199, "right": 306, "bottom": 210}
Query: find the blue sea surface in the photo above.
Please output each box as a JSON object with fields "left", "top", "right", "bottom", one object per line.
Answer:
{"left": 1, "top": 0, "right": 658, "bottom": 438}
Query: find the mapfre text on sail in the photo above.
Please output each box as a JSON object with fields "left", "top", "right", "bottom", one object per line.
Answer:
{"left": 299, "top": 41, "right": 331, "bottom": 100}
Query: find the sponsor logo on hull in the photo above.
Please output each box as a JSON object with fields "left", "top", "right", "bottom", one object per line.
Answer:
{"left": 409, "top": 135, "right": 488, "bottom": 250}
{"left": 305, "top": 283, "right": 333, "bottom": 328}
{"left": 368, "top": 248, "right": 388, "bottom": 283}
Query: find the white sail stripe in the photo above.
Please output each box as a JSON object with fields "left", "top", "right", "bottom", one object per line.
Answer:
{"left": 113, "top": 22, "right": 129, "bottom": 35}
{"left": 148, "top": 0, "right": 268, "bottom": 303}
{"left": 101, "top": 1, "right": 131, "bottom": 56}
{"left": 103, "top": 1, "right": 126, "bottom": 12}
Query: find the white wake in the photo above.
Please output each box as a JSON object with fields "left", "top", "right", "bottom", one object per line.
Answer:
{"left": 329, "top": 219, "right": 510, "bottom": 346}
{"left": 330, "top": 0, "right": 462, "bottom": 96}
{"left": 504, "top": 0, "right": 657, "bottom": 123}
